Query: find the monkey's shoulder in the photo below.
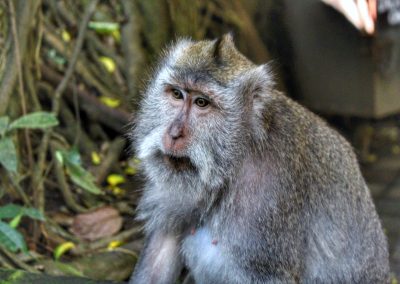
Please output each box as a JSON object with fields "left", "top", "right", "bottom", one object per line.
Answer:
{"left": 262, "top": 93, "right": 356, "bottom": 163}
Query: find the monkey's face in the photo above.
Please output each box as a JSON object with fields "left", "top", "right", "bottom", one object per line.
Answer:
{"left": 160, "top": 85, "right": 212, "bottom": 170}
{"left": 135, "top": 73, "right": 247, "bottom": 189}
{"left": 133, "top": 35, "right": 272, "bottom": 189}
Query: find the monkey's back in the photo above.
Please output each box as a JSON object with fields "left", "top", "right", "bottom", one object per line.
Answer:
{"left": 225, "top": 92, "right": 390, "bottom": 283}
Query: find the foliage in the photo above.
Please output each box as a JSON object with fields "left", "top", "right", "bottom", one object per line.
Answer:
{"left": 0, "top": 204, "right": 45, "bottom": 221}
{"left": 8, "top": 112, "right": 59, "bottom": 130}
{"left": 54, "top": 242, "right": 76, "bottom": 260}
{"left": 0, "top": 112, "right": 55, "bottom": 253}
{"left": 0, "top": 112, "right": 59, "bottom": 173}
{"left": 0, "top": 204, "right": 44, "bottom": 253}
{"left": 0, "top": 221, "right": 27, "bottom": 253}
{"left": 0, "top": 137, "right": 17, "bottom": 172}
{"left": 55, "top": 149, "right": 102, "bottom": 195}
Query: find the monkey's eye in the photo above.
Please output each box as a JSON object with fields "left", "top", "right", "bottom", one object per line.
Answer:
{"left": 194, "top": 97, "right": 209, "bottom": 108}
{"left": 171, "top": 89, "right": 183, "bottom": 100}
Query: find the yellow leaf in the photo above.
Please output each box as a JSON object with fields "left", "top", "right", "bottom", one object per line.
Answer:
{"left": 109, "top": 186, "right": 125, "bottom": 196}
{"left": 124, "top": 157, "right": 141, "bottom": 175}
{"left": 107, "top": 174, "right": 126, "bottom": 186}
{"left": 91, "top": 151, "right": 101, "bottom": 165}
{"left": 61, "top": 30, "right": 71, "bottom": 42}
{"left": 100, "top": 97, "right": 120, "bottom": 108}
{"left": 107, "top": 240, "right": 123, "bottom": 250}
{"left": 99, "top": 56, "right": 116, "bottom": 73}
{"left": 112, "top": 30, "right": 121, "bottom": 43}
{"left": 54, "top": 242, "right": 75, "bottom": 260}
{"left": 124, "top": 166, "right": 137, "bottom": 175}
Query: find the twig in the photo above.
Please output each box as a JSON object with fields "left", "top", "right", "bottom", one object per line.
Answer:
{"left": 54, "top": 1, "right": 125, "bottom": 69}
{"left": 5, "top": 172, "right": 31, "bottom": 205}
{"left": 0, "top": 247, "right": 38, "bottom": 273}
{"left": 8, "top": 0, "right": 28, "bottom": 117}
{"left": 121, "top": 0, "right": 146, "bottom": 102}
{"left": 8, "top": 0, "right": 34, "bottom": 172}
{"left": 0, "top": 253, "right": 14, "bottom": 269}
{"left": 96, "top": 137, "right": 127, "bottom": 184}
{"left": 34, "top": 7, "right": 43, "bottom": 79}
{"left": 0, "top": 0, "right": 41, "bottom": 115}
{"left": 57, "top": 98, "right": 97, "bottom": 154}
{"left": 72, "top": 226, "right": 142, "bottom": 255}
{"left": 37, "top": 82, "right": 97, "bottom": 153}
{"left": 219, "top": 0, "right": 271, "bottom": 63}
{"left": 44, "top": 219, "right": 80, "bottom": 243}
{"left": 42, "top": 28, "right": 125, "bottom": 103}
{"left": 41, "top": 65, "right": 131, "bottom": 133}
{"left": 23, "top": 63, "right": 41, "bottom": 111}
{"left": 52, "top": 0, "right": 99, "bottom": 115}
{"left": 32, "top": 0, "right": 99, "bottom": 242}
{"left": 51, "top": 143, "right": 88, "bottom": 213}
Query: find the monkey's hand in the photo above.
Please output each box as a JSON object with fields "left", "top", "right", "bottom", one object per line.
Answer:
{"left": 129, "top": 231, "right": 183, "bottom": 284}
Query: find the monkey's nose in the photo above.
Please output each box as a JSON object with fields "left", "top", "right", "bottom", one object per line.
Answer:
{"left": 169, "top": 123, "right": 184, "bottom": 140}
{"left": 163, "top": 122, "right": 187, "bottom": 153}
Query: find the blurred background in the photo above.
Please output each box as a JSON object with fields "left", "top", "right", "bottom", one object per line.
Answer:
{"left": 0, "top": 0, "right": 399, "bottom": 282}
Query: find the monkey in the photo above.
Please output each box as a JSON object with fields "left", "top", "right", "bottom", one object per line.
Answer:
{"left": 129, "top": 34, "right": 390, "bottom": 284}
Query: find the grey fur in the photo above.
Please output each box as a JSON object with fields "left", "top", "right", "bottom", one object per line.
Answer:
{"left": 129, "top": 35, "right": 390, "bottom": 284}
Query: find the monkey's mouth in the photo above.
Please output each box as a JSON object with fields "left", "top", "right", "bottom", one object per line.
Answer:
{"left": 162, "top": 154, "right": 195, "bottom": 171}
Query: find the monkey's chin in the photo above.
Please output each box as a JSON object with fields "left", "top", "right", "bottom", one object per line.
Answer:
{"left": 162, "top": 153, "right": 196, "bottom": 172}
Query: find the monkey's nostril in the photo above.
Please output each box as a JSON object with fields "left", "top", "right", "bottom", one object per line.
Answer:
{"left": 169, "top": 125, "right": 184, "bottom": 140}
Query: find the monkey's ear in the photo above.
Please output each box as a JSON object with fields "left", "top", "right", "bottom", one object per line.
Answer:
{"left": 239, "top": 64, "right": 273, "bottom": 97}
{"left": 213, "top": 33, "right": 235, "bottom": 62}
{"left": 236, "top": 64, "right": 274, "bottom": 116}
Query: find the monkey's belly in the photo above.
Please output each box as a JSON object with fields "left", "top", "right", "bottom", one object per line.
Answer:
{"left": 181, "top": 227, "right": 243, "bottom": 283}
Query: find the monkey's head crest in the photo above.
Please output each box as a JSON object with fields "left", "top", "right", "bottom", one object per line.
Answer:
{"left": 164, "top": 33, "right": 260, "bottom": 85}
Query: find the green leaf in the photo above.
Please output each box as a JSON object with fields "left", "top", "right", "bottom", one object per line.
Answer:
{"left": 0, "top": 221, "right": 27, "bottom": 252}
{"left": 58, "top": 150, "right": 102, "bottom": 195}
{"left": 22, "top": 207, "right": 45, "bottom": 221}
{"left": 9, "top": 214, "right": 22, "bottom": 228}
{"left": 55, "top": 150, "right": 64, "bottom": 164}
{"left": 0, "top": 204, "right": 22, "bottom": 219}
{"left": 88, "top": 21, "right": 119, "bottom": 34}
{"left": 63, "top": 148, "right": 81, "bottom": 165}
{"left": 66, "top": 162, "right": 102, "bottom": 195}
{"left": 9, "top": 111, "right": 59, "bottom": 130}
{"left": 0, "top": 204, "right": 45, "bottom": 221}
{"left": 0, "top": 116, "right": 9, "bottom": 136}
{"left": 0, "top": 137, "right": 17, "bottom": 172}
{"left": 47, "top": 49, "right": 67, "bottom": 66}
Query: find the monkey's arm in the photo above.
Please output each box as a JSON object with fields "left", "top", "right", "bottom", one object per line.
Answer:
{"left": 129, "top": 231, "right": 183, "bottom": 284}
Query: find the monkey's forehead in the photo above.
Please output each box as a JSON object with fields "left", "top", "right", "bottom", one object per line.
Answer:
{"left": 166, "top": 39, "right": 255, "bottom": 84}
{"left": 166, "top": 67, "right": 226, "bottom": 92}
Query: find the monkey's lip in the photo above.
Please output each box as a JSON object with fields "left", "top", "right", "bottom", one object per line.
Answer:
{"left": 162, "top": 153, "right": 195, "bottom": 171}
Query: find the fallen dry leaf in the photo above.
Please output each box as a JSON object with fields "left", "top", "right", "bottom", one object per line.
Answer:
{"left": 70, "top": 206, "right": 122, "bottom": 241}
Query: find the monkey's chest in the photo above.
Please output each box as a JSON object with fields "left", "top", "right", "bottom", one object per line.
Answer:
{"left": 181, "top": 227, "right": 240, "bottom": 282}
